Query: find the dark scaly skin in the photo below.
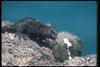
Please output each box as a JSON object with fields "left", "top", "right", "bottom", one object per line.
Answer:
{"left": 2, "top": 17, "right": 57, "bottom": 41}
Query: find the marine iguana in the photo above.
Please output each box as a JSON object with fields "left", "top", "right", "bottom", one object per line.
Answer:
{"left": 2, "top": 17, "right": 57, "bottom": 41}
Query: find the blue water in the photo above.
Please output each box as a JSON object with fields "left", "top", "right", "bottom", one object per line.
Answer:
{"left": 2, "top": 1, "right": 97, "bottom": 56}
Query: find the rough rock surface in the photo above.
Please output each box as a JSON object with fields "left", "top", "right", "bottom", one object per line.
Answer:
{"left": 2, "top": 21, "right": 15, "bottom": 33}
{"left": 63, "top": 54, "right": 97, "bottom": 66}
{"left": 2, "top": 21, "right": 14, "bottom": 28}
{"left": 2, "top": 32, "right": 97, "bottom": 66}
{"left": 55, "top": 32, "right": 83, "bottom": 60}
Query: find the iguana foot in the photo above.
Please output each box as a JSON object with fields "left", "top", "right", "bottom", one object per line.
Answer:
{"left": 14, "top": 33, "right": 29, "bottom": 40}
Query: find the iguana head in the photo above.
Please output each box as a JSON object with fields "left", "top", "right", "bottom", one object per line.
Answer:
{"left": 39, "top": 24, "right": 57, "bottom": 39}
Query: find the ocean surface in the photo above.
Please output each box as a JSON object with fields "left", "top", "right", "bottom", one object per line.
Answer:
{"left": 2, "top": 1, "right": 97, "bottom": 56}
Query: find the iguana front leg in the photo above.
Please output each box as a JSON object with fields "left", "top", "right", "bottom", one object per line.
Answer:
{"left": 14, "top": 32, "right": 29, "bottom": 40}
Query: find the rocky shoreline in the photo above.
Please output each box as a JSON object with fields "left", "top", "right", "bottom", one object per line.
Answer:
{"left": 2, "top": 33, "right": 97, "bottom": 66}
